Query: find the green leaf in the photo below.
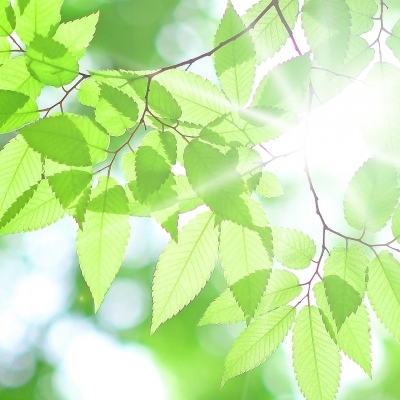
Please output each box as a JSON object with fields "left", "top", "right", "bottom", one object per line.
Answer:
{"left": 0, "top": 56, "right": 44, "bottom": 98}
{"left": 53, "top": 12, "right": 99, "bottom": 59}
{"left": 255, "top": 269, "right": 302, "bottom": 316}
{"left": 0, "top": 180, "right": 65, "bottom": 235}
{"left": 122, "top": 151, "right": 136, "bottom": 182}
{"left": 20, "top": 114, "right": 109, "bottom": 167}
{"left": 323, "top": 275, "right": 362, "bottom": 330}
{"left": 0, "top": 37, "right": 10, "bottom": 64}
{"left": 184, "top": 139, "right": 252, "bottom": 226}
{"left": 255, "top": 172, "right": 284, "bottom": 198}
{"left": 387, "top": 19, "right": 400, "bottom": 62}
{"left": 0, "top": 0, "right": 15, "bottom": 37}
{"left": 77, "top": 177, "right": 130, "bottom": 311}
{"left": 199, "top": 289, "right": 245, "bottom": 326}
{"left": 151, "top": 211, "right": 219, "bottom": 333}
{"left": 140, "top": 130, "right": 177, "bottom": 165}
{"left": 293, "top": 306, "right": 341, "bottom": 400}
{"left": 344, "top": 158, "right": 399, "bottom": 232}
{"left": 25, "top": 35, "right": 79, "bottom": 87}
{"left": 214, "top": 1, "right": 256, "bottom": 106}
{"left": 272, "top": 228, "right": 316, "bottom": 269}
{"left": 0, "top": 90, "right": 39, "bottom": 134}
{"left": 392, "top": 204, "right": 400, "bottom": 242}
{"left": 48, "top": 170, "right": 92, "bottom": 208}
{"left": 368, "top": 251, "right": 400, "bottom": 342}
{"left": 222, "top": 306, "right": 295, "bottom": 385}
{"left": 231, "top": 270, "right": 270, "bottom": 324}
{"left": 302, "top": 0, "right": 351, "bottom": 68}
{"left": 362, "top": 63, "right": 400, "bottom": 159}
{"left": 323, "top": 244, "right": 368, "bottom": 294}
{"left": 347, "top": 0, "right": 378, "bottom": 35}
{"left": 0, "top": 136, "right": 42, "bottom": 219}
{"left": 78, "top": 78, "right": 100, "bottom": 107}
{"left": 154, "top": 69, "right": 231, "bottom": 125}
{"left": 253, "top": 55, "right": 311, "bottom": 113}
{"left": 243, "top": 0, "right": 298, "bottom": 62}
{"left": 173, "top": 175, "right": 203, "bottom": 213}
{"left": 95, "top": 84, "right": 139, "bottom": 136}
{"left": 220, "top": 220, "right": 272, "bottom": 285}
{"left": 15, "top": 0, "right": 62, "bottom": 44}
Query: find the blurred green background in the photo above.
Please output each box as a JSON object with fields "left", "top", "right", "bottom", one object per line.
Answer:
{"left": 1, "top": 0, "right": 400, "bottom": 399}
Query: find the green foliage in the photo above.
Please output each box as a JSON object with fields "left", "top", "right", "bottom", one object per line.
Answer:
{"left": 1, "top": 0, "right": 400, "bottom": 398}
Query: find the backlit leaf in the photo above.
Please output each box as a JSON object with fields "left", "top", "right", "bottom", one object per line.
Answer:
{"left": 0, "top": 0, "right": 15, "bottom": 37}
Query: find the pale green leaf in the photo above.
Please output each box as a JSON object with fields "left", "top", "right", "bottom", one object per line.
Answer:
{"left": 78, "top": 78, "right": 100, "bottom": 107}
{"left": 20, "top": 114, "right": 109, "bottom": 167}
{"left": 220, "top": 220, "right": 272, "bottom": 285}
{"left": 199, "top": 289, "right": 245, "bottom": 326}
{"left": 222, "top": 306, "right": 295, "bottom": 385}
{"left": 0, "top": 37, "right": 10, "bottom": 64}
{"left": 95, "top": 84, "right": 139, "bottom": 136}
{"left": 0, "top": 180, "right": 65, "bottom": 235}
{"left": 243, "top": 0, "right": 298, "bottom": 62}
{"left": 154, "top": 69, "right": 231, "bottom": 125}
{"left": 272, "top": 228, "right": 316, "bottom": 269}
{"left": 122, "top": 151, "right": 136, "bottom": 182}
{"left": 386, "top": 18, "right": 400, "bottom": 62}
{"left": 0, "top": 89, "right": 38, "bottom": 134}
{"left": 15, "top": 0, "right": 62, "bottom": 44}
{"left": 151, "top": 211, "right": 218, "bottom": 333}
{"left": 347, "top": 0, "right": 378, "bottom": 35}
{"left": 125, "top": 183, "right": 150, "bottom": 217}
{"left": 0, "top": 0, "right": 15, "bottom": 37}
{"left": 256, "top": 172, "right": 284, "bottom": 198}
{"left": 140, "top": 130, "right": 177, "bottom": 165}
{"left": 53, "top": 12, "right": 99, "bottom": 59}
{"left": 253, "top": 55, "right": 311, "bottom": 113}
{"left": 302, "top": 0, "right": 351, "bottom": 68}
{"left": 293, "top": 306, "right": 341, "bottom": 400}
{"left": 323, "top": 275, "right": 362, "bottom": 330}
{"left": 368, "top": 251, "right": 400, "bottom": 342}
{"left": 214, "top": 1, "right": 256, "bottom": 106}
{"left": 0, "top": 56, "right": 43, "bottom": 98}
{"left": 0, "top": 136, "right": 42, "bottom": 218}
{"left": 173, "top": 175, "right": 203, "bottom": 213}
{"left": 25, "top": 35, "right": 79, "bottom": 87}
{"left": 392, "top": 204, "right": 400, "bottom": 242}
{"left": 344, "top": 158, "right": 399, "bottom": 232}
{"left": 323, "top": 244, "right": 368, "bottom": 294}
{"left": 255, "top": 269, "right": 301, "bottom": 316}
{"left": 77, "top": 177, "right": 130, "bottom": 311}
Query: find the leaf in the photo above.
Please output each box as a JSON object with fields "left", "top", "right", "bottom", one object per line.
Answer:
{"left": 302, "top": 0, "right": 351, "bottom": 68}
{"left": 20, "top": 114, "right": 109, "bottom": 167}
{"left": 78, "top": 78, "right": 100, "bottom": 107}
{"left": 255, "top": 269, "right": 302, "bottom": 316}
{"left": 323, "top": 244, "right": 368, "bottom": 294}
{"left": 222, "top": 306, "right": 295, "bottom": 385}
{"left": 220, "top": 220, "right": 272, "bottom": 285}
{"left": 0, "top": 90, "right": 39, "bottom": 134}
{"left": 344, "top": 158, "right": 399, "bottom": 232}
{"left": 0, "top": 180, "right": 65, "bottom": 235}
{"left": 392, "top": 204, "right": 400, "bottom": 242}
{"left": 53, "top": 12, "right": 99, "bottom": 59}
{"left": 231, "top": 270, "right": 270, "bottom": 324}
{"left": 25, "top": 35, "right": 79, "bottom": 87}
{"left": 154, "top": 69, "right": 231, "bottom": 125}
{"left": 323, "top": 275, "right": 362, "bottom": 330}
{"left": 122, "top": 151, "right": 137, "bottom": 182}
{"left": 151, "top": 211, "right": 218, "bottom": 333}
{"left": 173, "top": 175, "right": 203, "bottom": 213}
{"left": 368, "top": 251, "right": 400, "bottom": 342}
{"left": 272, "top": 228, "right": 316, "bottom": 269}
{"left": 76, "top": 177, "right": 130, "bottom": 311}
{"left": 48, "top": 170, "right": 92, "bottom": 208}
{"left": 184, "top": 139, "right": 252, "bottom": 226}
{"left": 95, "top": 84, "right": 139, "bottom": 136}
{"left": 0, "top": 56, "right": 43, "bottom": 98}
{"left": 214, "top": 1, "right": 256, "bottom": 106}
{"left": 361, "top": 63, "right": 400, "bottom": 160}
{"left": 253, "top": 55, "right": 311, "bottom": 113}
{"left": 293, "top": 306, "right": 341, "bottom": 400}
{"left": 243, "top": 0, "right": 298, "bottom": 62}
{"left": 255, "top": 172, "right": 284, "bottom": 198}
{"left": 140, "top": 130, "right": 177, "bottom": 165}
{"left": 0, "top": 0, "right": 15, "bottom": 37}
{"left": 15, "top": 0, "right": 62, "bottom": 44}
{"left": 387, "top": 19, "right": 400, "bottom": 62}
{"left": 347, "top": 0, "right": 378, "bottom": 35}
{"left": 0, "top": 37, "right": 10, "bottom": 64}
{"left": 0, "top": 136, "right": 42, "bottom": 219}
{"left": 199, "top": 289, "right": 245, "bottom": 326}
